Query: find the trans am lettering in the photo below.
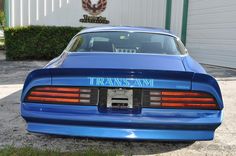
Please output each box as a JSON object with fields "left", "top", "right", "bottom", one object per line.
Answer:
{"left": 89, "top": 77, "right": 154, "bottom": 87}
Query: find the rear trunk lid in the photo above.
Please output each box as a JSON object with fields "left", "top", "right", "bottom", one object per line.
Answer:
{"left": 50, "top": 68, "right": 193, "bottom": 90}
{"left": 49, "top": 52, "right": 191, "bottom": 90}
{"left": 59, "top": 53, "right": 186, "bottom": 71}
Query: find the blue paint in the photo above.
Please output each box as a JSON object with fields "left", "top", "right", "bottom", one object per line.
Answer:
{"left": 56, "top": 53, "right": 186, "bottom": 71}
{"left": 21, "top": 103, "right": 222, "bottom": 140}
{"left": 79, "top": 26, "right": 174, "bottom": 36}
{"left": 21, "top": 26, "right": 223, "bottom": 141}
{"left": 27, "top": 123, "right": 215, "bottom": 140}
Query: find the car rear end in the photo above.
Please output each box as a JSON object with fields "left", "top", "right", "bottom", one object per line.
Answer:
{"left": 21, "top": 68, "right": 223, "bottom": 141}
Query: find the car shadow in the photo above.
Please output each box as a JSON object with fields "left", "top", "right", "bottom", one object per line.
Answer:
{"left": 46, "top": 134, "right": 195, "bottom": 155}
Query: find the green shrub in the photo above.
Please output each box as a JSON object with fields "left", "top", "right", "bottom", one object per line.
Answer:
{"left": 0, "top": 38, "right": 4, "bottom": 50}
{"left": 4, "top": 25, "right": 84, "bottom": 60}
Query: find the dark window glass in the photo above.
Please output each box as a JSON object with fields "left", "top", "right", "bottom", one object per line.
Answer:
{"left": 67, "top": 32, "right": 187, "bottom": 55}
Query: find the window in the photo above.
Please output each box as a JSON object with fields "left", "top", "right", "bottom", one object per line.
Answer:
{"left": 67, "top": 31, "right": 187, "bottom": 55}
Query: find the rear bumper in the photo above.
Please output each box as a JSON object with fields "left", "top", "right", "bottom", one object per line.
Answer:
{"left": 27, "top": 123, "right": 215, "bottom": 141}
{"left": 21, "top": 103, "right": 223, "bottom": 141}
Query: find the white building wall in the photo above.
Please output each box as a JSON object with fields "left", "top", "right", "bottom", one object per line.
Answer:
{"left": 22, "top": 0, "right": 29, "bottom": 26}
{"left": 170, "top": 0, "right": 184, "bottom": 37}
{"left": 187, "top": 0, "right": 236, "bottom": 68}
{"left": 7, "top": 0, "right": 185, "bottom": 50}
{"left": 30, "top": 0, "right": 37, "bottom": 25}
{"left": 9, "top": 0, "right": 167, "bottom": 28}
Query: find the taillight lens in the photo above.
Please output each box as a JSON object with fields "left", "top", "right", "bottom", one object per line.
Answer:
{"left": 143, "top": 90, "right": 218, "bottom": 109}
{"left": 25, "top": 86, "right": 98, "bottom": 105}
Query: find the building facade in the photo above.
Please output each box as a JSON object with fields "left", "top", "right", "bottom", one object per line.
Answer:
{"left": 4, "top": 0, "right": 236, "bottom": 68}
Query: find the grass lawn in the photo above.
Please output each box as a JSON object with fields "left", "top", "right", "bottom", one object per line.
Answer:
{"left": 0, "top": 146, "right": 121, "bottom": 156}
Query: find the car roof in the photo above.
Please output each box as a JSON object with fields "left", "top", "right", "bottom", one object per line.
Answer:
{"left": 78, "top": 26, "right": 177, "bottom": 37}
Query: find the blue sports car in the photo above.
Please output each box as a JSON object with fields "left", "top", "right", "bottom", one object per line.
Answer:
{"left": 21, "top": 26, "right": 223, "bottom": 141}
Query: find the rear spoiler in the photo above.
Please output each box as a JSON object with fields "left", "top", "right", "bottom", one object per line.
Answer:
{"left": 22, "top": 68, "right": 223, "bottom": 109}
{"left": 192, "top": 73, "right": 223, "bottom": 109}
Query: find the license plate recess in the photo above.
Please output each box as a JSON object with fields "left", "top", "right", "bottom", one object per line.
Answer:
{"left": 107, "top": 89, "right": 133, "bottom": 109}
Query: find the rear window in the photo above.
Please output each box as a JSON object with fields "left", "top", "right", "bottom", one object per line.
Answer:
{"left": 67, "top": 31, "right": 187, "bottom": 55}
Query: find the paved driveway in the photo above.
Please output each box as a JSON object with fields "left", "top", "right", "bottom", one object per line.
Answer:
{"left": 0, "top": 51, "right": 236, "bottom": 155}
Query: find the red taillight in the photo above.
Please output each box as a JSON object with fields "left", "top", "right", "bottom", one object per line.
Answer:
{"left": 25, "top": 86, "right": 98, "bottom": 105}
{"left": 161, "top": 97, "right": 215, "bottom": 103}
{"left": 30, "top": 91, "right": 80, "bottom": 98}
{"left": 27, "top": 96, "right": 80, "bottom": 103}
{"left": 34, "top": 87, "right": 80, "bottom": 92}
{"left": 143, "top": 90, "right": 218, "bottom": 109}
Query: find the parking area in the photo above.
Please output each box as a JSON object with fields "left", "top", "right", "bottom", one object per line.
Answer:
{"left": 0, "top": 51, "right": 236, "bottom": 155}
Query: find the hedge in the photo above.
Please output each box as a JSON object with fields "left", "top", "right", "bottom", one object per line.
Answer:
{"left": 4, "top": 25, "right": 84, "bottom": 60}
